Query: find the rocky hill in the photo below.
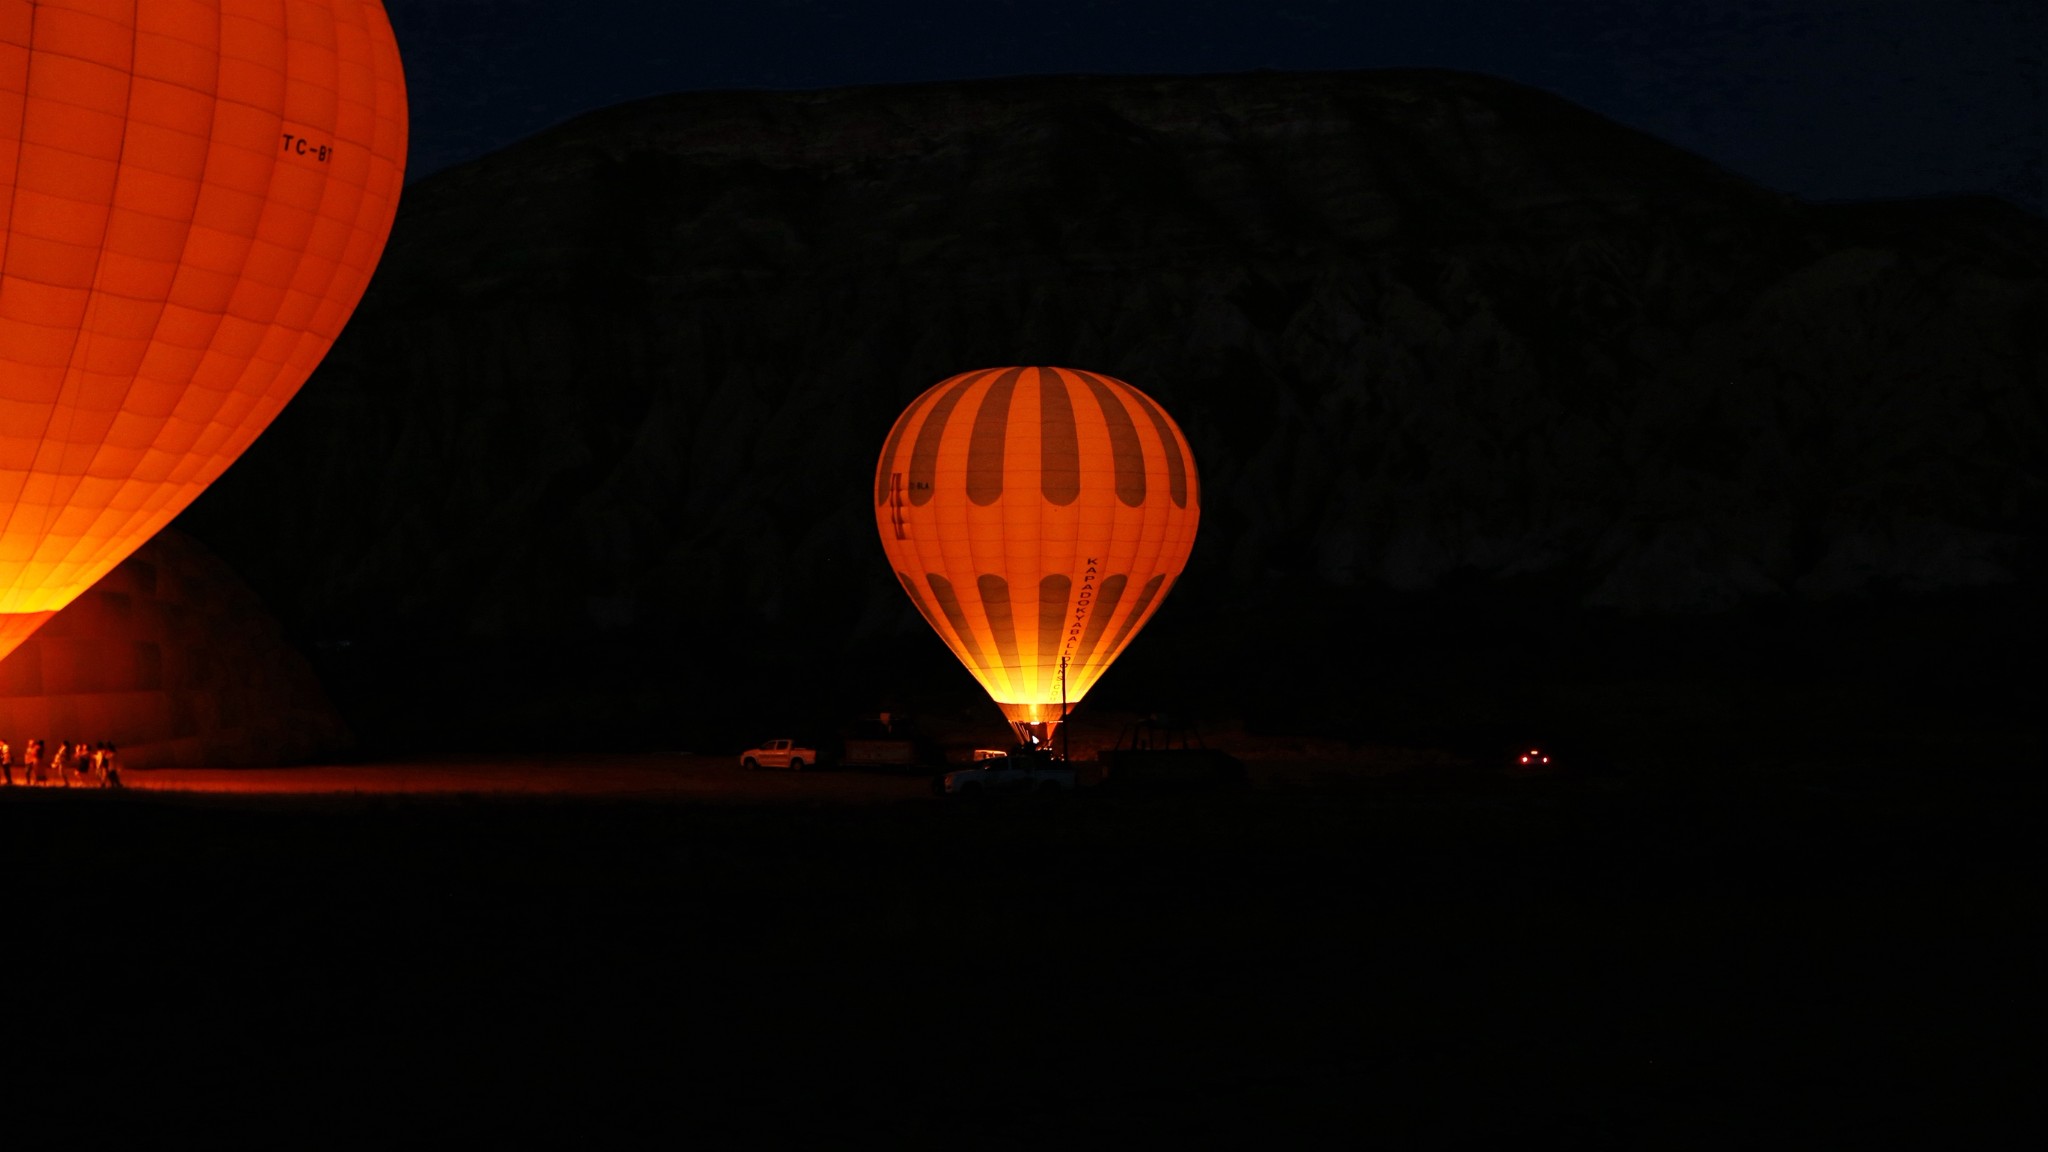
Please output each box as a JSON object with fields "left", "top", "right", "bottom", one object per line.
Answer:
{"left": 170, "top": 69, "right": 2048, "bottom": 749}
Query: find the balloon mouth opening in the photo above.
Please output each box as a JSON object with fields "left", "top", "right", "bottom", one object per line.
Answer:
{"left": 998, "top": 702, "right": 1067, "bottom": 754}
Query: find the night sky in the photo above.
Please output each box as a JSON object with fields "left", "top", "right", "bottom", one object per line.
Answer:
{"left": 387, "top": 0, "right": 2044, "bottom": 215}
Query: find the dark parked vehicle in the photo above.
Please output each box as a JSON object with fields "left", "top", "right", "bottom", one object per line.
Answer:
{"left": 1097, "top": 715, "right": 1248, "bottom": 792}
{"left": 933, "top": 749, "right": 1078, "bottom": 797}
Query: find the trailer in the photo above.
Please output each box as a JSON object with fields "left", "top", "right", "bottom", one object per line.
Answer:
{"left": 830, "top": 712, "right": 938, "bottom": 770}
{"left": 837, "top": 737, "right": 924, "bottom": 768}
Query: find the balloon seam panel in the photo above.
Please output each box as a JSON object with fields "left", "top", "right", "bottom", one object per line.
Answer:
{"left": 0, "top": 7, "right": 145, "bottom": 569}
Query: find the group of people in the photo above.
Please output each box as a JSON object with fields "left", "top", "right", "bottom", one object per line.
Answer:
{"left": 0, "top": 739, "right": 121, "bottom": 789}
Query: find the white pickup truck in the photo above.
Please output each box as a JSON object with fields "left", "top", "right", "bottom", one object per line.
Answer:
{"left": 740, "top": 738, "right": 817, "bottom": 772}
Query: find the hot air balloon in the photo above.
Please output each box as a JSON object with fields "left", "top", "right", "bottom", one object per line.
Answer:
{"left": 875, "top": 366, "right": 1200, "bottom": 749}
{"left": 0, "top": 0, "right": 407, "bottom": 665}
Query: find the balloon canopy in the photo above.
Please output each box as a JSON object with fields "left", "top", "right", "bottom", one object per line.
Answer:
{"left": 875, "top": 366, "right": 1200, "bottom": 748}
{"left": 0, "top": 0, "right": 407, "bottom": 664}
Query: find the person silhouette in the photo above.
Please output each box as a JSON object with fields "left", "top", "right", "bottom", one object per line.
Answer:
{"left": 101, "top": 743, "right": 122, "bottom": 790}
{"left": 0, "top": 738, "right": 10, "bottom": 786}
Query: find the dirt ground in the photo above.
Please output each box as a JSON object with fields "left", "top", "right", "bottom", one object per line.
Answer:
{"left": 5, "top": 743, "right": 2041, "bottom": 1146}
{"left": 92, "top": 744, "right": 1453, "bottom": 801}
{"left": 113, "top": 753, "right": 939, "bottom": 801}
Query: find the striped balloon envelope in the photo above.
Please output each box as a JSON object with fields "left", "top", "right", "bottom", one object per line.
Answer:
{"left": 0, "top": 0, "right": 407, "bottom": 664}
{"left": 875, "top": 366, "right": 1200, "bottom": 748}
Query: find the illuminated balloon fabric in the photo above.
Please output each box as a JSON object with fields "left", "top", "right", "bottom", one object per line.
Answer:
{"left": 875, "top": 367, "right": 1200, "bottom": 744}
{"left": 0, "top": 0, "right": 407, "bottom": 663}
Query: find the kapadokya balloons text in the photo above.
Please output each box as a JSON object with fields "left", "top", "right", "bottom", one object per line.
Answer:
{"left": 875, "top": 367, "right": 1200, "bottom": 747}
{"left": 0, "top": 0, "right": 407, "bottom": 663}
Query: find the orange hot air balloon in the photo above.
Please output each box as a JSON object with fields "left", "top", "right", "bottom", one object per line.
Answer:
{"left": 0, "top": 0, "right": 407, "bottom": 664}
{"left": 875, "top": 366, "right": 1200, "bottom": 749}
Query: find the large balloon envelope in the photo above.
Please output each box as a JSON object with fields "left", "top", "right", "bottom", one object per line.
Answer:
{"left": 875, "top": 367, "right": 1200, "bottom": 748}
{"left": 0, "top": 0, "right": 407, "bottom": 663}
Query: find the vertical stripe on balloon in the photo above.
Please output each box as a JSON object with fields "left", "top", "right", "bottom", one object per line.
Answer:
{"left": 907, "top": 370, "right": 985, "bottom": 508}
{"left": 1072, "top": 369, "right": 1147, "bottom": 507}
{"left": 1125, "top": 385, "right": 1192, "bottom": 508}
{"left": 875, "top": 382, "right": 931, "bottom": 505}
{"left": 925, "top": 572, "right": 990, "bottom": 678}
{"left": 1038, "top": 367, "right": 1080, "bottom": 505}
{"left": 966, "top": 367, "right": 1022, "bottom": 507}
{"left": 978, "top": 573, "right": 1019, "bottom": 679}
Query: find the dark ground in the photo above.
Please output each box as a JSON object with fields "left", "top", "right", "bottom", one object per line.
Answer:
{"left": 7, "top": 712, "right": 2041, "bottom": 1146}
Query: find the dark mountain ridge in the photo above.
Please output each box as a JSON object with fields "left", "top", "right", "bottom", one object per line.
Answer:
{"left": 173, "top": 68, "right": 2048, "bottom": 750}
